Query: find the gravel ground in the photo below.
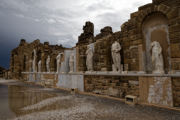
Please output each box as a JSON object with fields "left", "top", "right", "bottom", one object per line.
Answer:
{"left": 21, "top": 96, "right": 73, "bottom": 111}
{"left": 12, "top": 94, "right": 180, "bottom": 120}
{"left": 0, "top": 79, "right": 180, "bottom": 120}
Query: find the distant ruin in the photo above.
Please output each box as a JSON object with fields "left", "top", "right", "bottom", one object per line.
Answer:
{"left": 0, "top": 66, "right": 5, "bottom": 78}
{"left": 10, "top": 39, "right": 69, "bottom": 79}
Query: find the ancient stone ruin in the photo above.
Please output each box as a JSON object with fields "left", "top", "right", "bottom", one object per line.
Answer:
{"left": 0, "top": 66, "right": 5, "bottom": 78}
{"left": 10, "top": 39, "right": 68, "bottom": 79}
{"left": 8, "top": 0, "right": 180, "bottom": 109}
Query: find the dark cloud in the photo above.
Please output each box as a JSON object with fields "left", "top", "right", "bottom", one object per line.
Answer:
{"left": 0, "top": 0, "right": 151, "bottom": 69}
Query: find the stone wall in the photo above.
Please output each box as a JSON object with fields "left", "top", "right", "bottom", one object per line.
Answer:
{"left": 10, "top": 0, "right": 180, "bottom": 74}
{"left": 139, "top": 76, "right": 173, "bottom": 107}
{"left": 77, "top": 21, "right": 94, "bottom": 45}
{"left": 76, "top": 21, "right": 94, "bottom": 71}
{"left": 120, "top": 0, "right": 180, "bottom": 72}
{"left": 76, "top": 25, "right": 122, "bottom": 72}
{"left": 76, "top": 0, "right": 180, "bottom": 73}
{"left": 57, "top": 74, "right": 84, "bottom": 92}
{"left": 0, "top": 66, "right": 5, "bottom": 78}
{"left": 76, "top": 44, "right": 87, "bottom": 71}
{"left": 94, "top": 32, "right": 122, "bottom": 71}
{"left": 76, "top": 0, "right": 180, "bottom": 106}
{"left": 172, "top": 78, "right": 180, "bottom": 107}
{"left": 23, "top": 73, "right": 57, "bottom": 87}
{"left": 84, "top": 75, "right": 139, "bottom": 98}
{"left": 10, "top": 39, "right": 66, "bottom": 79}
{"left": 41, "top": 74, "right": 57, "bottom": 87}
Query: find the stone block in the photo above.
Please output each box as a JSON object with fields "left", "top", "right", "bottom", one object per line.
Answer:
{"left": 169, "top": 24, "right": 180, "bottom": 33}
{"left": 167, "top": 8, "right": 178, "bottom": 19}
{"left": 171, "top": 44, "right": 180, "bottom": 58}
{"left": 108, "top": 87, "right": 119, "bottom": 97}
{"left": 171, "top": 60, "right": 180, "bottom": 70}
{"left": 125, "top": 95, "right": 138, "bottom": 105}
{"left": 57, "top": 74, "right": 84, "bottom": 92}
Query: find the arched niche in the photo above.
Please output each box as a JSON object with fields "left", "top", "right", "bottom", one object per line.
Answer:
{"left": 142, "top": 12, "right": 171, "bottom": 73}
{"left": 53, "top": 58, "right": 57, "bottom": 72}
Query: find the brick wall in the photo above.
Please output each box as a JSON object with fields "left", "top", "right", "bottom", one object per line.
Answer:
{"left": 172, "top": 78, "right": 180, "bottom": 107}
{"left": 84, "top": 75, "right": 139, "bottom": 98}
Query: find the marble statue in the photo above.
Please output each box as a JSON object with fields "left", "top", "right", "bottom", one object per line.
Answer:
{"left": 69, "top": 53, "right": 74, "bottom": 73}
{"left": 111, "top": 41, "right": 121, "bottom": 72}
{"left": 46, "top": 55, "right": 50, "bottom": 72}
{"left": 56, "top": 53, "right": 62, "bottom": 73}
{"left": 38, "top": 60, "right": 41, "bottom": 72}
{"left": 86, "top": 45, "right": 93, "bottom": 71}
{"left": 29, "top": 60, "right": 32, "bottom": 72}
{"left": 32, "top": 49, "right": 37, "bottom": 72}
{"left": 151, "top": 41, "right": 164, "bottom": 74}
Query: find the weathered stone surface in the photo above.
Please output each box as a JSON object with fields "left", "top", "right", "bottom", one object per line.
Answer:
{"left": 95, "top": 26, "right": 113, "bottom": 40}
{"left": 172, "top": 78, "right": 180, "bottom": 107}
{"left": 84, "top": 75, "right": 139, "bottom": 98}
{"left": 57, "top": 74, "right": 84, "bottom": 92}
{"left": 9, "top": 0, "right": 180, "bottom": 109}
{"left": 171, "top": 44, "right": 180, "bottom": 58}
{"left": 77, "top": 21, "right": 94, "bottom": 45}
{"left": 171, "top": 58, "right": 180, "bottom": 70}
{"left": 10, "top": 39, "right": 66, "bottom": 79}
{"left": 0, "top": 66, "right": 6, "bottom": 78}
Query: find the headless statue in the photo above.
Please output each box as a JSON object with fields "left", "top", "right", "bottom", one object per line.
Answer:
{"left": 151, "top": 41, "right": 164, "bottom": 74}
{"left": 111, "top": 41, "right": 121, "bottom": 72}
{"left": 46, "top": 56, "right": 50, "bottom": 72}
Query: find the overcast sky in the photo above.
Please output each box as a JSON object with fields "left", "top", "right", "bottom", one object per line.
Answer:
{"left": 0, "top": 0, "right": 152, "bottom": 69}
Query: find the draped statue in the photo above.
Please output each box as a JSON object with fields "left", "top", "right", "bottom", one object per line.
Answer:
{"left": 46, "top": 56, "right": 50, "bottom": 72}
{"left": 151, "top": 41, "right": 164, "bottom": 74}
{"left": 111, "top": 41, "right": 121, "bottom": 72}
{"left": 56, "top": 53, "right": 62, "bottom": 73}
{"left": 32, "top": 49, "right": 37, "bottom": 72}
{"left": 38, "top": 60, "right": 41, "bottom": 72}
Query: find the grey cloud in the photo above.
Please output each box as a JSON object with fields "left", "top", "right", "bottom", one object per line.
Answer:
{"left": 0, "top": 0, "right": 30, "bottom": 13}
{"left": 0, "top": 0, "right": 152, "bottom": 68}
{"left": 86, "top": 2, "right": 113, "bottom": 12}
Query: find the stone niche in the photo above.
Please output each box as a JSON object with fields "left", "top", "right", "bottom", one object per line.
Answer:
{"left": 142, "top": 12, "right": 171, "bottom": 73}
{"left": 60, "top": 49, "right": 76, "bottom": 73}
{"left": 10, "top": 39, "right": 66, "bottom": 79}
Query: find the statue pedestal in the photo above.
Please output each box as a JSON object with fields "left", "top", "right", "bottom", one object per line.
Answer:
{"left": 85, "top": 71, "right": 96, "bottom": 74}
{"left": 137, "top": 71, "right": 146, "bottom": 74}
{"left": 122, "top": 71, "right": 128, "bottom": 74}
{"left": 152, "top": 70, "right": 164, "bottom": 74}
{"left": 96, "top": 71, "right": 108, "bottom": 74}
{"left": 109, "top": 71, "right": 121, "bottom": 74}
{"left": 69, "top": 71, "right": 74, "bottom": 74}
